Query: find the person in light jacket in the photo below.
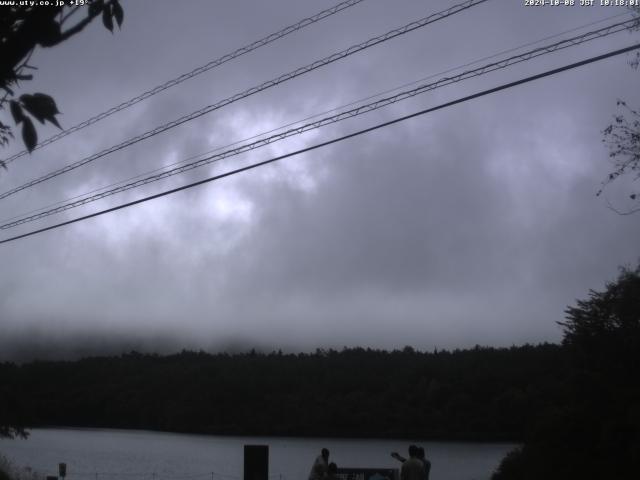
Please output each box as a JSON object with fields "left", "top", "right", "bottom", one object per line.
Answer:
{"left": 308, "top": 448, "right": 330, "bottom": 480}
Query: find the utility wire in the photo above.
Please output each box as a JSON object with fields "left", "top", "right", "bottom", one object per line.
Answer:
{"left": 1, "top": 17, "right": 635, "bottom": 230}
{"left": 0, "top": 0, "right": 367, "bottom": 165}
{"left": 4, "top": 9, "right": 630, "bottom": 226}
{"left": 1, "top": 7, "right": 632, "bottom": 208}
{"left": 0, "top": 0, "right": 489, "bottom": 201}
{"left": 1, "top": 43, "right": 638, "bottom": 246}
{"left": 2, "top": 8, "right": 634, "bottom": 225}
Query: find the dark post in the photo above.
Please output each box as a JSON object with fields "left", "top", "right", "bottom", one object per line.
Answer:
{"left": 244, "top": 445, "right": 268, "bottom": 480}
{"left": 58, "top": 463, "right": 67, "bottom": 479}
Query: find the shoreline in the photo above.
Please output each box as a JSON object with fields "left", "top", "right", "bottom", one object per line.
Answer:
{"left": 11, "top": 425, "right": 522, "bottom": 445}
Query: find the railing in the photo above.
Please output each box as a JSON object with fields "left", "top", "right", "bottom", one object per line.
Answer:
{"left": 336, "top": 468, "right": 399, "bottom": 480}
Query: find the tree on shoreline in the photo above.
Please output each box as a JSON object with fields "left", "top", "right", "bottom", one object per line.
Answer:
{"left": 492, "top": 263, "right": 640, "bottom": 480}
{"left": 1, "top": 368, "right": 29, "bottom": 439}
{"left": 0, "top": 426, "right": 26, "bottom": 440}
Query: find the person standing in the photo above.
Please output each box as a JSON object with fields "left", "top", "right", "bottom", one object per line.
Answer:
{"left": 416, "top": 447, "right": 431, "bottom": 480}
{"left": 308, "top": 448, "right": 330, "bottom": 480}
{"left": 396, "top": 445, "right": 426, "bottom": 480}
{"left": 326, "top": 462, "right": 339, "bottom": 480}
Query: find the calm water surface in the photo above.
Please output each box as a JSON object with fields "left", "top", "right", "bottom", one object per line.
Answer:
{"left": 0, "top": 429, "right": 516, "bottom": 480}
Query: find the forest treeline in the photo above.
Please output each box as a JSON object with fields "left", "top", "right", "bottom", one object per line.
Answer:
{"left": 2, "top": 264, "right": 638, "bottom": 479}
{"left": 1, "top": 343, "right": 568, "bottom": 441}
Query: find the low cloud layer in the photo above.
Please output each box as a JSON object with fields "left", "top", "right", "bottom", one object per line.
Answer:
{"left": 1, "top": 0, "right": 639, "bottom": 361}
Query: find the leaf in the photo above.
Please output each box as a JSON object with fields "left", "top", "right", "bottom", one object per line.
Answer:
{"left": 10, "top": 101, "right": 24, "bottom": 124}
{"left": 37, "top": 111, "right": 62, "bottom": 129}
{"left": 19, "top": 93, "right": 62, "bottom": 129}
{"left": 89, "top": 0, "right": 105, "bottom": 17}
{"left": 112, "top": 0, "right": 124, "bottom": 28}
{"left": 34, "top": 93, "right": 60, "bottom": 115}
{"left": 22, "top": 117, "right": 37, "bottom": 153}
{"left": 102, "top": 5, "right": 114, "bottom": 32}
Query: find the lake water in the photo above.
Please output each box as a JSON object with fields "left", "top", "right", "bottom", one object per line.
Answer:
{"left": 0, "top": 429, "right": 516, "bottom": 480}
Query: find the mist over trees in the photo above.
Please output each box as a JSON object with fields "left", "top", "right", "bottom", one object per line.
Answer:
{"left": 1, "top": 264, "right": 639, "bottom": 479}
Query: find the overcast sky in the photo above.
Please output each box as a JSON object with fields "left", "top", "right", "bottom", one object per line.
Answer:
{"left": 0, "top": 0, "right": 639, "bottom": 361}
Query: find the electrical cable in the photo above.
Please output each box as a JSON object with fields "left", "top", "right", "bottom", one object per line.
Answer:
{"left": 1, "top": 42, "right": 638, "bottom": 246}
{"left": 0, "top": 0, "right": 367, "bottom": 165}
{"left": 1, "top": 17, "right": 635, "bottom": 230}
{"left": 0, "top": 0, "right": 490, "bottom": 201}
{"left": 3, "top": 9, "right": 630, "bottom": 225}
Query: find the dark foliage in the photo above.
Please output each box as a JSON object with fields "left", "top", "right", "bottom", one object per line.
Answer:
{"left": 600, "top": 101, "right": 640, "bottom": 213}
{"left": 0, "top": 464, "right": 11, "bottom": 480}
{"left": 0, "top": 0, "right": 123, "bottom": 157}
{"left": 0, "top": 363, "right": 29, "bottom": 439}
{"left": 0, "top": 344, "right": 567, "bottom": 441}
{"left": 598, "top": 8, "right": 640, "bottom": 214}
{"left": 493, "top": 265, "right": 640, "bottom": 480}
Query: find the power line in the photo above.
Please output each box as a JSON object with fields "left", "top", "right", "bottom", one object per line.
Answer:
{"left": 5, "top": 8, "right": 626, "bottom": 216}
{"left": 5, "top": 9, "right": 628, "bottom": 226}
{"left": 1, "top": 43, "right": 638, "bottom": 246}
{"left": 0, "top": 0, "right": 490, "bottom": 201}
{"left": 1, "top": 17, "right": 635, "bottom": 230}
{"left": 0, "top": 0, "right": 367, "bottom": 165}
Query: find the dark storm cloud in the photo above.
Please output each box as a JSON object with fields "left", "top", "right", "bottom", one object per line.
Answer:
{"left": 1, "top": 0, "right": 639, "bottom": 359}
